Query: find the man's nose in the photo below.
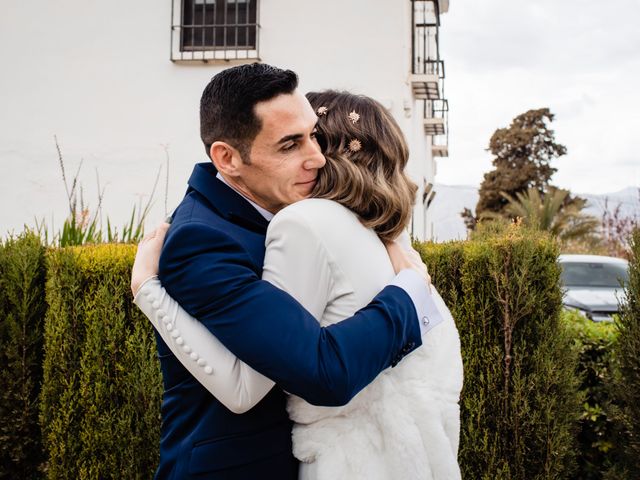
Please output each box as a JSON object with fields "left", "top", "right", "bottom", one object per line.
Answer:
{"left": 303, "top": 140, "right": 326, "bottom": 169}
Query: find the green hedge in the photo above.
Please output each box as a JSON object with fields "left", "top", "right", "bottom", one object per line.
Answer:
{"left": 0, "top": 232, "right": 47, "bottom": 479}
{"left": 416, "top": 224, "right": 582, "bottom": 479}
{"left": 39, "top": 245, "right": 162, "bottom": 479}
{"left": 563, "top": 310, "right": 618, "bottom": 480}
{"left": 5, "top": 227, "right": 633, "bottom": 478}
{"left": 607, "top": 228, "right": 640, "bottom": 479}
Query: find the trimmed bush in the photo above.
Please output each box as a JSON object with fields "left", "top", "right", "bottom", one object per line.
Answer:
{"left": 2, "top": 226, "right": 617, "bottom": 478}
{"left": 0, "top": 232, "right": 47, "bottom": 479}
{"left": 416, "top": 224, "right": 582, "bottom": 479}
{"left": 607, "top": 228, "right": 640, "bottom": 479}
{"left": 563, "top": 310, "right": 617, "bottom": 479}
{"left": 39, "top": 244, "right": 162, "bottom": 479}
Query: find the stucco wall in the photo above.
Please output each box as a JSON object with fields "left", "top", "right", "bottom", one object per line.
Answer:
{"left": 0, "top": 0, "right": 437, "bottom": 239}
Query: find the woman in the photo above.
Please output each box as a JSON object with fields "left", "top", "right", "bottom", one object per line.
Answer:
{"left": 133, "top": 91, "right": 463, "bottom": 479}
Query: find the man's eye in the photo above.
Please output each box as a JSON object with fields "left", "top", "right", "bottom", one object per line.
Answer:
{"left": 282, "top": 143, "right": 296, "bottom": 152}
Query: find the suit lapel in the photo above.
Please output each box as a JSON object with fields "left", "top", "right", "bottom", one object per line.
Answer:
{"left": 187, "top": 162, "right": 269, "bottom": 234}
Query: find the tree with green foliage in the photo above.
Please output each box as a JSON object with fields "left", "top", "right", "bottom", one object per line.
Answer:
{"left": 462, "top": 108, "right": 569, "bottom": 228}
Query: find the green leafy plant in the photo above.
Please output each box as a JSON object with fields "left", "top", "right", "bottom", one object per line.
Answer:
{"left": 52, "top": 136, "right": 160, "bottom": 246}
{"left": 563, "top": 310, "right": 618, "bottom": 479}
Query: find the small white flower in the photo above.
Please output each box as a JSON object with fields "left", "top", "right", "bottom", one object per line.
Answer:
{"left": 348, "top": 110, "right": 360, "bottom": 124}
{"left": 317, "top": 106, "right": 328, "bottom": 116}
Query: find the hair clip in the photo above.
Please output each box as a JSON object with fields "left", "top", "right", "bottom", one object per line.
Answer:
{"left": 348, "top": 110, "right": 360, "bottom": 124}
{"left": 348, "top": 139, "right": 362, "bottom": 153}
{"left": 317, "top": 106, "right": 328, "bottom": 116}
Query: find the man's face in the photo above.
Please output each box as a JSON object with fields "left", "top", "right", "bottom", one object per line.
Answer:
{"left": 233, "top": 90, "right": 325, "bottom": 213}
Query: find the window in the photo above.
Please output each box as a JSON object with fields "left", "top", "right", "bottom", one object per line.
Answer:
{"left": 171, "top": 0, "right": 259, "bottom": 62}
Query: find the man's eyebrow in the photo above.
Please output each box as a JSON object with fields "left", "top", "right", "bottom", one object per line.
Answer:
{"left": 276, "top": 133, "right": 303, "bottom": 145}
{"left": 276, "top": 122, "right": 319, "bottom": 145}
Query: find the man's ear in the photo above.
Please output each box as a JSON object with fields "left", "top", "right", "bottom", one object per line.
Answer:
{"left": 209, "top": 141, "right": 243, "bottom": 177}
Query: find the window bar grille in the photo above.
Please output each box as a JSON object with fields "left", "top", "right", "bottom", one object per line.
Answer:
{"left": 235, "top": 0, "right": 239, "bottom": 53}
{"left": 222, "top": 0, "right": 227, "bottom": 52}
{"left": 171, "top": 0, "right": 259, "bottom": 62}
{"left": 212, "top": 0, "right": 219, "bottom": 55}
{"left": 200, "top": 0, "right": 206, "bottom": 58}
{"left": 170, "top": 0, "right": 175, "bottom": 61}
{"left": 190, "top": 0, "right": 195, "bottom": 60}
{"left": 245, "top": 0, "right": 249, "bottom": 54}
{"left": 251, "top": 0, "right": 260, "bottom": 54}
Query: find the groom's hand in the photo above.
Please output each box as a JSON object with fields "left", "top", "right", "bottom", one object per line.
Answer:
{"left": 131, "top": 222, "right": 171, "bottom": 296}
{"left": 385, "top": 241, "right": 431, "bottom": 287}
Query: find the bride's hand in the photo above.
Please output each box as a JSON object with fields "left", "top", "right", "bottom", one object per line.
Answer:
{"left": 385, "top": 241, "right": 431, "bottom": 287}
{"left": 131, "top": 222, "right": 171, "bottom": 296}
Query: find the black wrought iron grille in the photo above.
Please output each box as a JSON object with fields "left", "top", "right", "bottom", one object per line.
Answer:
{"left": 411, "top": 0, "right": 443, "bottom": 78}
{"left": 172, "top": 0, "right": 259, "bottom": 61}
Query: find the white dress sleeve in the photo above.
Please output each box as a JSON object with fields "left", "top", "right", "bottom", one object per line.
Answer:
{"left": 262, "top": 206, "right": 334, "bottom": 320}
{"left": 132, "top": 205, "right": 334, "bottom": 414}
{"left": 134, "top": 276, "right": 275, "bottom": 414}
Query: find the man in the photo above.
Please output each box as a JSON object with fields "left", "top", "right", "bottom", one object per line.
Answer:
{"left": 134, "top": 63, "right": 438, "bottom": 479}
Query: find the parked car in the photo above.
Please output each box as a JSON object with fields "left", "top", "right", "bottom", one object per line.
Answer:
{"left": 558, "top": 254, "right": 629, "bottom": 321}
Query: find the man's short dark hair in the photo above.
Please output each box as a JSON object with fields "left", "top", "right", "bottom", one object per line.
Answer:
{"left": 200, "top": 63, "right": 299, "bottom": 163}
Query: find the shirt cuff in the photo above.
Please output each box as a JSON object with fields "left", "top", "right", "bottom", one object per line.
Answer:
{"left": 389, "top": 269, "right": 444, "bottom": 336}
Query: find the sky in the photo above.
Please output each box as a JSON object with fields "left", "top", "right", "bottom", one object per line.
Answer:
{"left": 437, "top": 0, "right": 640, "bottom": 194}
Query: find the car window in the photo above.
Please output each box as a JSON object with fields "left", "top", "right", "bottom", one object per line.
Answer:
{"left": 560, "top": 262, "right": 629, "bottom": 288}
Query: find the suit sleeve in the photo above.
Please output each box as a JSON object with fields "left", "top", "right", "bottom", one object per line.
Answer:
{"left": 159, "top": 219, "right": 422, "bottom": 407}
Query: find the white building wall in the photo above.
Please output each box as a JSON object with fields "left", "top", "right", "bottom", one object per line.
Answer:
{"left": 0, "top": 0, "right": 443, "bottom": 240}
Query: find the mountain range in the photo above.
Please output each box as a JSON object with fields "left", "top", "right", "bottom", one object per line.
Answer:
{"left": 430, "top": 185, "right": 640, "bottom": 242}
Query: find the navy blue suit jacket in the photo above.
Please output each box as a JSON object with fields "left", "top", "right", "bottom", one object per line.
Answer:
{"left": 155, "top": 162, "right": 422, "bottom": 479}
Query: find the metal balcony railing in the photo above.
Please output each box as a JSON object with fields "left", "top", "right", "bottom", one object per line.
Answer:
{"left": 431, "top": 133, "right": 449, "bottom": 157}
{"left": 423, "top": 98, "right": 448, "bottom": 137}
{"left": 410, "top": 0, "right": 444, "bottom": 99}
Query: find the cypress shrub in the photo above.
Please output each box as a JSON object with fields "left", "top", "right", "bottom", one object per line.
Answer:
{"left": 40, "top": 245, "right": 162, "bottom": 479}
{"left": 416, "top": 223, "right": 582, "bottom": 479}
{"left": 607, "top": 228, "right": 640, "bottom": 479}
{"left": 563, "top": 310, "right": 617, "bottom": 479}
{"left": 0, "top": 233, "right": 47, "bottom": 479}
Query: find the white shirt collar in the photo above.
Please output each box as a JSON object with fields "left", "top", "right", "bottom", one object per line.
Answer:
{"left": 216, "top": 172, "right": 274, "bottom": 221}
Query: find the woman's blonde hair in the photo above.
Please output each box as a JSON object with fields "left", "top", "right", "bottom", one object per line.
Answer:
{"left": 307, "top": 91, "right": 417, "bottom": 242}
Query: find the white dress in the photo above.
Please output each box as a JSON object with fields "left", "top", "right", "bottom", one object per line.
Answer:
{"left": 135, "top": 198, "right": 463, "bottom": 480}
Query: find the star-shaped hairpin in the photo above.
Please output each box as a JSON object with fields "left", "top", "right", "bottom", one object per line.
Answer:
{"left": 348, "top": 139, "right": 362, "bottom": 152}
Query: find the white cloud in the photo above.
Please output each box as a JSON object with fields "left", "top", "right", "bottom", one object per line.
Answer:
{"left": 438, "top": 0, "right": 640, "bottom": 194}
